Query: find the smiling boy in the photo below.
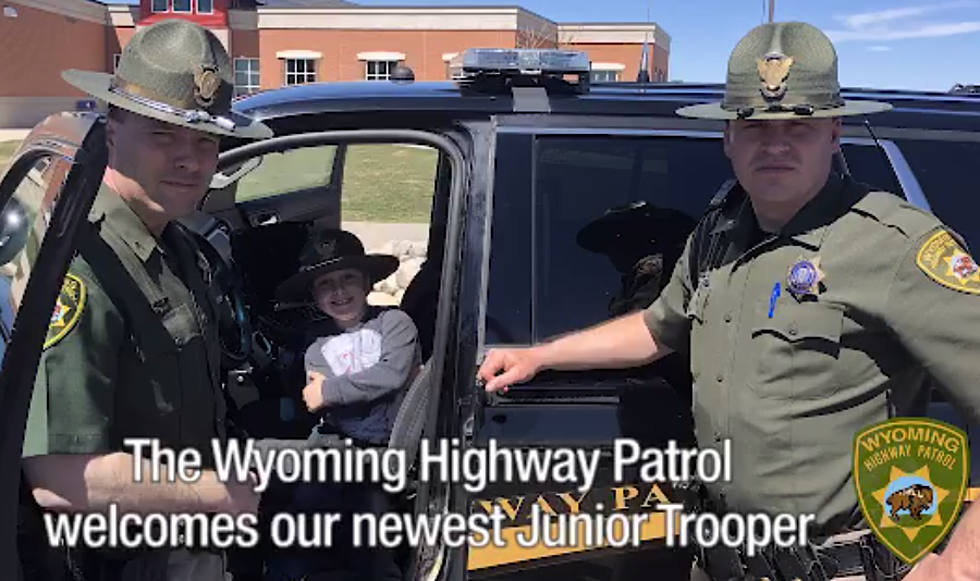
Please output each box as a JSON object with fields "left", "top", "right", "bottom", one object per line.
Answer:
{"left": 275, "top": 228, "right": 421, "bottom": 446}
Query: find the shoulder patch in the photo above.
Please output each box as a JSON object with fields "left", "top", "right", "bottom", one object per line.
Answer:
{"left": 915, "top": 230, "right": 980, "bottom": 295}
{"left": 44, "top": 273, "right": 86, "bottom": 349}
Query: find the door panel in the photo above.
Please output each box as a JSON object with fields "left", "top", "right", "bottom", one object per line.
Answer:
{"left": 0, "top": 114, "right": 107, "bottom": 572}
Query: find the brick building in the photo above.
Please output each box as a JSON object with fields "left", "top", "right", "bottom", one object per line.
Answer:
{"left": 0, "top": 0, "right": 670, "bottom": 127}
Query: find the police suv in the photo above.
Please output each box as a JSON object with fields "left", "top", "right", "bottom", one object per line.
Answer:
{"left": 1, "top": 48, "right": 979, "bottom": 581}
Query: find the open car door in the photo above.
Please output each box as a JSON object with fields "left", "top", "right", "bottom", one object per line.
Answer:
{"left": 206, "top": 127, "right": 477, "bottom": 581}
{"left": 0, "top": 112, "right": 108, "bottom": 578}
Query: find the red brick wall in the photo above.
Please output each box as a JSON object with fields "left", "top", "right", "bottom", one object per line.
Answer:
{"left": 0, "top": 3, "right": 106, "bottom": 97}
{"left": 253, "top": 29, "right": 518, "bottom": 85}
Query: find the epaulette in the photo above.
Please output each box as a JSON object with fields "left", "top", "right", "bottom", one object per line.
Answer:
{"left": 852, "top": 190, "right": 944, "bottom": 244}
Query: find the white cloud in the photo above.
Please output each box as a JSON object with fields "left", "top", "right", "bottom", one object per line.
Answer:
{"left": 866, "top": 45, "right": 893, "bottom": 51}
{"left": 826, "top": 2, "right": 980, "bottom": 42}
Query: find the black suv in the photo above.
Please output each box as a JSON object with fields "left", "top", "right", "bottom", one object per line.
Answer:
{"left": 1, "top": 50, "right": 979, "bottom": 581}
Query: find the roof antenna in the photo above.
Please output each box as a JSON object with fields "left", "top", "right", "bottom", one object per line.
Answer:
{"left": 636, "top": 26, "right": 650, "bottom": 82}
{"left": 768, "top": 0, "right": 775, "bottom": 22}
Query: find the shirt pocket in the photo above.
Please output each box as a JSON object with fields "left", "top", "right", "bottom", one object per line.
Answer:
{"left": 748, "top": 301, "right": 845, "bottom": 400}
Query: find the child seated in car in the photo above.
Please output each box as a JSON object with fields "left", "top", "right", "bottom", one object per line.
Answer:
{"left": 264, "top": 228, "right": 420, "bottom": 581}
{"left": 276, "top": 228, "right": 421, "bottom": 445}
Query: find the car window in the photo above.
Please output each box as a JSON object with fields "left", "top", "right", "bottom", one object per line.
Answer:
{"left": 341, "top": 144, "right": 438, "bottom": 223}
{"left": 235, "top": 145, "right": 337, "bottom": 202}
{"left": 896, "top": 139, "right": 980, "bottom": 253}
{"left": 840, "top": 143, "right": 903, "bottom": 197}
{"left": 0, "top": 155, "right": 70, "bottom": 363}
{"left": 531, "top": 135, "right": 734, "bottom": 341}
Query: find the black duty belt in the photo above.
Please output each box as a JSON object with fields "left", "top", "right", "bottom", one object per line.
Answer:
{"left": 677, "top": 480, "right": 911, "bottom": 581}
{"left": 698, "top": 530, "right": 912, "bottom": 581}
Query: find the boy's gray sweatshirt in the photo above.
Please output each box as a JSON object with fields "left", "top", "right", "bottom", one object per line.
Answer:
{"left": 304, "top": 307, "right": 421, "bottom": 444}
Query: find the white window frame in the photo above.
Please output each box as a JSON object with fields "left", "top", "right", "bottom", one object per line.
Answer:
{"left": 284, "top": 59, "right": 316, "bottom": 86}
{"left": 365, "top": 60, "right": 399, "bottom": 81}
{"left": 357, "top": 51, "right": 406, "bottom": 81}
{"left": 590, "top": 63, "right": 625, "bottom": 83}
{"left": 234, "top": 57, "right": 260, "bottom": 97}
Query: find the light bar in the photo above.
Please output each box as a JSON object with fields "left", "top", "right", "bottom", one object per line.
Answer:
{"left": 461, "top": 48, "right": 591, "bottom": 74}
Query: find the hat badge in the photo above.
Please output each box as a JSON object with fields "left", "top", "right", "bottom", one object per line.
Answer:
{"left": 757, "top": 52, "right": 794, "bottom": 102}
{"left": 316, "top": 239, "right": 337, "bottom": 258}
{"left": 193, "top": 63, "right": 221, "bottom": 108}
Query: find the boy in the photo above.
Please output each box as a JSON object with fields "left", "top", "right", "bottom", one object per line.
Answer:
{"left": 266, "top": 228, "right": 420, "bottom": 581}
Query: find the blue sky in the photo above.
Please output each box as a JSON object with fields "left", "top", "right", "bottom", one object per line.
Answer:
{"left": 125, "top": 0, "right": 980, "bottom": 91}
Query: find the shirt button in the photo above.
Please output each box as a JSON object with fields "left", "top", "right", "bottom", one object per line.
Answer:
{"left": 714, "top": 432, "right": 722, "bottom": 442}
{"left": 724, "top": 313, "right": 732, "bottom": 323}
{"left": 716, "top": 374, "right": 723, "bottom": 382}
{"left": 788, "top": 323, "right": 799, "bottom": 336}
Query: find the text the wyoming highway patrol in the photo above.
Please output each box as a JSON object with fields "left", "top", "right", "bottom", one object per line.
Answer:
{"left": 128, "top": 437, "right": 732, "bottom": 495}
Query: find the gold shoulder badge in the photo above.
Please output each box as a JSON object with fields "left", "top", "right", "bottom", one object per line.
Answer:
{"left": 44, "top": 273, "right": 86, "bottom": 350}
{"left": 757, "top": 52, "right": 794, "bottom": 101}
{"left": 915, "top": 230, "right": 980, "bottom": 294}
{"left": 853, "top": 417, "right": 970, "bottom": 564}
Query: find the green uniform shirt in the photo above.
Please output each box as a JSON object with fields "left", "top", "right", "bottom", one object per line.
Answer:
{"left": 23, "top": 184, "right": 227, "bottom": 468}
{"left": 644, "top": 174, "right": 980, "bottom": 536}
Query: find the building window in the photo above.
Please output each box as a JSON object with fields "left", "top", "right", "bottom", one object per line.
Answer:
{"left": 172, "top": 0, "right": 191, "bottom": 12}
{"left": 197, "top": 0, "right": 213, "bottom": 12}
{"left": 234, "top": 58, "right": 260, "bottom": 97}
{"left": 590, "top": 70, "right": 619, "bottom": 83}
{"left": 366, "top": 60, "right": 398, "bottom": 81}
{"left": 284, "top": 59, "right": 316, "bottom": 85}
{"left": 113, "top": 54, "right": 121, "bottom": 72}
{"left": 151, "top": 0, "right": 168, "bottom": 11}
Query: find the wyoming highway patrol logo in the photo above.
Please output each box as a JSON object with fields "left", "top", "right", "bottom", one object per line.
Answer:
{"left": 916, "top": 229, "right": 980, "bottom": 295}
{"left": 853, "top": 417, "right": 969, "bottom": 564}
{"left": 44, "top": 272, "right": 86, "bottom": 349}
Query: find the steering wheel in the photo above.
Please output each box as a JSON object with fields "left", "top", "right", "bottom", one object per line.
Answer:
{"left": 177, "top": 220, "right": 253, "bottom": 366}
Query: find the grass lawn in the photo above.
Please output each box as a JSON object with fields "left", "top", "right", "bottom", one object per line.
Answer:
{"left": 236, "top": 143, "right": 437, "bottom": 223}
{"left": 0, "top": 141, "right": 20, "bottom": 173}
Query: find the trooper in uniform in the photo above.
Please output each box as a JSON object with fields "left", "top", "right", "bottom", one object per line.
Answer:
{"left": 478, "top": 21, "right": 980, "bottom": 581}
{"left": 20, "top": 19, "right": 272, "bottom": 580}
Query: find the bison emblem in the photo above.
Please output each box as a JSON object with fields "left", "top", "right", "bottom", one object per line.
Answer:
{"left": 886, "top": 483, "right": 935, "bottom": 522}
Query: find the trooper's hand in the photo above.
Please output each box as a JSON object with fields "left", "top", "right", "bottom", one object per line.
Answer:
{"left": 223, "top": 471, "right": 261, "bottom": 515}
{"left": 478, "top": 348, "right": 542, "bottom": 393}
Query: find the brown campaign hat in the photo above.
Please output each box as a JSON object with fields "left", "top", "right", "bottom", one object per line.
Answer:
{"left": 676, "top": 21, "right": 892, "bottom": 120}
{"left": 62, "top": 19, "right": 273, "bottom": 139}
{"left": 275, "top": 229, "right": 400, "bottom": 303}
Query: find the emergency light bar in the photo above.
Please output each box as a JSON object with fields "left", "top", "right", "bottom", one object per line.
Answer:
{"left": 461, "top": 48, "right": 591, "bottom": 75}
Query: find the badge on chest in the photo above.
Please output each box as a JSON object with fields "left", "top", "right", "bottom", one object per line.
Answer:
{"left": 786, "top": 255, "right": 825, "bottom": 299}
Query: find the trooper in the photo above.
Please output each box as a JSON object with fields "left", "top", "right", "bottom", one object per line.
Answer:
{"left": 19, "top": 18, "right": 272, "bottom": 580}
{"left": 478, "top": 21, "right": 980, "bottom": 581}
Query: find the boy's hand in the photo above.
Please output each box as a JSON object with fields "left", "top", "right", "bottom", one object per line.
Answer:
{"left": 303, "top": 371, "right": 327, "bottom": 412}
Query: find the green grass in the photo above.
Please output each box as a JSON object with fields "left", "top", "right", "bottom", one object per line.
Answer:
{"left": 235, "top": 143, "right": 437, "bottom": 223}
{"left": 0, "top": 141, "right": 20, "bottom": 173}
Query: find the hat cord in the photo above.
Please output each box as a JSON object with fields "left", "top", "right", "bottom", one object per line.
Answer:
{"left": 107, "top": 83, "right": 238, "bottom": 131}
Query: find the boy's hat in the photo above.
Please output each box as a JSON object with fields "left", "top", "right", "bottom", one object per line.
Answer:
{"left": 675, "top": 21, "right": 891, "bottom": 120}
{"left": 61, "top": 19, "right": 272, "bottom": 139}
{"left": 275, "top": 229, "right": 399, "bottom": 303}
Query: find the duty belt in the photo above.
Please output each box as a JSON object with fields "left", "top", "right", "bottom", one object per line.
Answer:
{"left": 678, "top": 480, "right": 912, "bottom": 581}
